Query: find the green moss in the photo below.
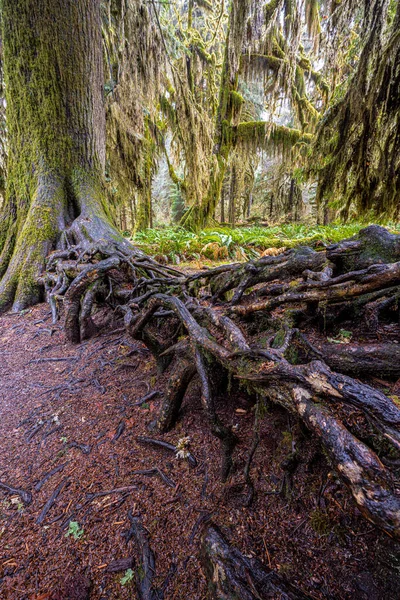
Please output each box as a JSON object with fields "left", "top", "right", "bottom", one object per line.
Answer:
{"left": 135, "top": 118, "right": 156, "bottom": 232}
{"left": 265, "top": 0, "right": 281, "bottom": 22}
{"left": 230, "top": 90, "right": 244, "bottom": 112}
{"left": 2, "top": 1, "right": 80, "bottom": 213}
{"left": 310, "top": 509, "right": 332, "bottom": 535}
{"left": 234, "top": 121, "right": 313, "bottom": 154}
{"left": 0, "top": 0, "right": 109, "bottom": 306}
{"left": 271, "top": 329, "right": 286, "bottom": 348}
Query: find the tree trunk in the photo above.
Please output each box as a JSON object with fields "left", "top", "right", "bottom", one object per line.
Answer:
{"left": 0, "top": 0, "right": 126, "bottom": 312}
{"left": 135, "top": 118, "right": 155, "bottom": 232}
{"left": 228, "top": 165, "right": 237, "bottom": 226}
{"left": 180, "top": 0, "right": 251, "bottom": 230}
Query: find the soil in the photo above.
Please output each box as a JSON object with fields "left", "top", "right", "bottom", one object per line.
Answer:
{"left": 0, "top": 305, "right": 399, "bottom": 600}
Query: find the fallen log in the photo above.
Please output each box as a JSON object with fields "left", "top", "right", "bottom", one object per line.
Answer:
{"left": 326, "top": 225, "right": 400, "bottom": 273}
{"left": 130, "top": 515, "right": 163, "bottom": 600}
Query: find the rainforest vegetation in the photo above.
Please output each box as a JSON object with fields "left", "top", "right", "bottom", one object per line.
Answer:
{"left": 0, "top": 1, "right": 399, "bottom": 599}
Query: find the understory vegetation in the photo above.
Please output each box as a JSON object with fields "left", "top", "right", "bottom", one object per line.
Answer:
{"left": 134, "top": 222, "right": 400, "bottom": 264}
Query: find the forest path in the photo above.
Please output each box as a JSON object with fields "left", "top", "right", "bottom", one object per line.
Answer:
{"left": 0, "top": 306, "right": 396, "bottom": 599}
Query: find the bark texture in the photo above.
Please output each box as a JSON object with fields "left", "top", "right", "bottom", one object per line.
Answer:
{"left": 0, "top": 0, "right": 113, "bottom": 312}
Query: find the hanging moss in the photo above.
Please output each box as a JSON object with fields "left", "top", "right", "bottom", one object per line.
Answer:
{"left": 234, "top": 121, "right": 312, "bottom": 152}
{"left": 312, "top": 0, "right": 400, "bottom": 220}
{"left": 265, "top": 0, "right": 282, "bottom": 23}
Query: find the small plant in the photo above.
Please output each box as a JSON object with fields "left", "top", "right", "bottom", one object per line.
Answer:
{"left": 120, "top": 568, "right": 135, "bottom": 585}
{"left": 60, "top": 436, "right": 68, "bottom": 444}
{"left": 175, "top": 436, "right": 191, "bottom": 460}
{"left": 327, "top": 329, "right": 352, "bottom": 344}
{"left": 65, "top": 521, "right": 84, "bottom": 540}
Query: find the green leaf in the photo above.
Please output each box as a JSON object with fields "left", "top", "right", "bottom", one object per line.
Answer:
{"left": 65, "top": 521, "right": 84, "bottom": 540}
{"left": 120, "top": 568, "right": 135, "bottom": 585}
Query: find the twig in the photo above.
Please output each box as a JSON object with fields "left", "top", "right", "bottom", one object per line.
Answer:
{"left": 36, "top": 479, "right": 68, "bottom": 524}
{"left": 0, "top": 482, "right": 32, "bottom": 505}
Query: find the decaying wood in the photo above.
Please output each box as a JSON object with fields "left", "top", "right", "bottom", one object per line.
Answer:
{"left": 129, "top": 514, "right": 163, "bottom": 600}
{"left": 106, "top": 557, "right": 134, "bottom": 572}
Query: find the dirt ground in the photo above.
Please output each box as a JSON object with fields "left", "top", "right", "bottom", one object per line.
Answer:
{"left": 0, "top": 304, "right": 399, "bottom": 599}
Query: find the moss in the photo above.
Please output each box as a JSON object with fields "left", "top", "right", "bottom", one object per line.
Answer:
{"left": 1, "top": 0, "right": 87, "bottom": 215}
{"left": 134, "top": 118, "right": 156, "bottom": 232}
{"left": 194, "top": 44, "right": 213, "bottom": 64}
{"left": 234, "top": 121, "right": 313, "bottom": 155}
{"left": 310, "top": 509, "right": 332, "bottom": 535}
{"left": 265, "top": 0, "right": 281, "bottom": 22}
{"left": 271, "top": 329, "right": 286, "bottom": 348}
{"left": 230, "top": 90, "right": 244, "bottom": 109}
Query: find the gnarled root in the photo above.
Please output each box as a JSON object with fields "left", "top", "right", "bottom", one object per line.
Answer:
{"left": 33, "top": 224, "right": 400, "bottom": 540}
{"left": 130, "top": 294, "right": 400, "bottom": 538}
{"left": 200, "top": 523, "right": 310, "bottom": 599}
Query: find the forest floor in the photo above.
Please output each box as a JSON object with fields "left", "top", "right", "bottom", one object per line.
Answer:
{"left": 0, "top": 304, "right": 399, "bottom": 600}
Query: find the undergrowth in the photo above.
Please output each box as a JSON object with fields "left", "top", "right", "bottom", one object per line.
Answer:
{"left": 132, "top": 222, "right": 400, "bottom": 265}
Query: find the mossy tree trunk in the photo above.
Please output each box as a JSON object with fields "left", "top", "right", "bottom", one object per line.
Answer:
{"left": 180, "top": 0, "right": 250, "bottom": 230}
{"left": 0, "top": 0, "right": 127, "bottom": 312}
{"left": 134, "top": 119, "right": 155, "bottom": 232}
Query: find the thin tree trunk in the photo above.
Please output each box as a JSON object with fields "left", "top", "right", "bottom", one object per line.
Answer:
{"left": 220, "top": 180, "right": 226, "bottom": 223}
{"left": 228, "top": 165, "right": 237, "bottom": 226}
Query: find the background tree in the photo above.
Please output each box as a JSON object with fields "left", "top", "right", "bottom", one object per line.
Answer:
{"left": 313, "top": 0, "right": 400, "bottom": 221}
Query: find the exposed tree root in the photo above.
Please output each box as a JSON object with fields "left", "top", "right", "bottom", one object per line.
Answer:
{"left": 0, "top": 481, "right": 33, "bottom": 505}
{"left": 128, "top": 514, "right": 164, "bottom": 600}
{"left": 314, "top": 342, "right": 400, "bottom": 379}
{"left": 200, "top": 523, "right": 310, "bottom": 599}
{"left": 17, "top": 224, "right": 400, "bottom": 543}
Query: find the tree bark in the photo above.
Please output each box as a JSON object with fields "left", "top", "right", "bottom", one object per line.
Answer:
{"left": 0, "top": 0, "right": 124, "bottom": 312}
